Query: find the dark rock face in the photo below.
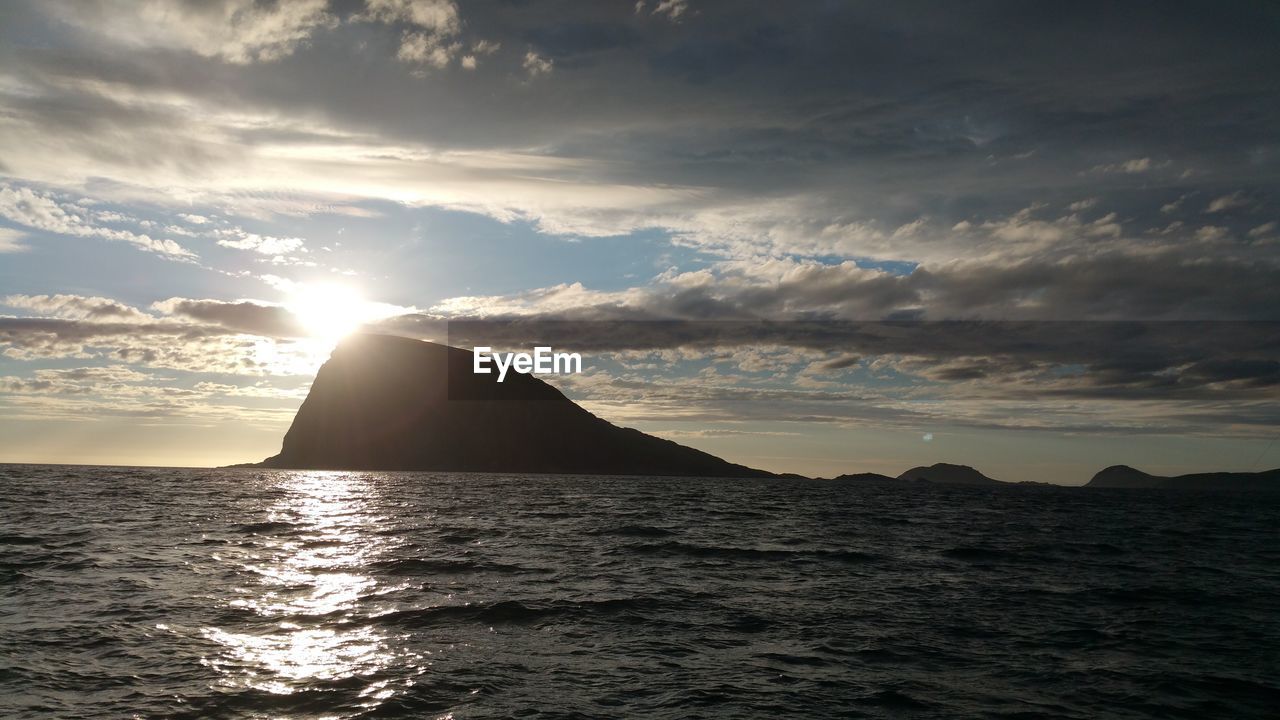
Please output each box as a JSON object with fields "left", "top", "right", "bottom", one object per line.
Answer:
{"left": 1087, "top": 464, "right": 1280, "bottom": 490}
{"left": 896, "top": 462, "right": 1002, "bottom": 485}
{"left": 254, "top": 334, "right": 772, "bottom": 477}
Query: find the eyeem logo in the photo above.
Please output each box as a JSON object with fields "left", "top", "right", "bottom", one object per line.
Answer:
{"left": 473, "top": 346, "right": 583, "bottom": 382}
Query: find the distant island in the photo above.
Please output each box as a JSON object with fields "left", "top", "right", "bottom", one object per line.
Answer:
{"left": 824, "top": 464, "right": 1000, "bottom": 485}
{"left": 241, "top": 334, "right": 1276, "bottom": 490}
{"left": 897, "top": 463, "right": 1003, "bottom": 485}
{"left": 247, "top": 334, "right": 773, "bottom": 477}
{"left": 826, "top": 463, "right": 1054, "bottom": 486}
{"left": 1086, "top": 465, "right": 1280, "bottom": 490}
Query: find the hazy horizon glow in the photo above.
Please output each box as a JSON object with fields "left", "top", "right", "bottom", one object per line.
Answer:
{"left": 1, "top": 1, "right": 1278, "bottom": 483}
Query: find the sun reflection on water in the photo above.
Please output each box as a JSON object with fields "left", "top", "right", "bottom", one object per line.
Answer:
{"left": 202, "top": 471, "right": 412, "bottom": 711}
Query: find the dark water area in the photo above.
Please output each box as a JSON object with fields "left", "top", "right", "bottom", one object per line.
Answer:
{"left": 2, "top": 466, "right": 1278, "bottom": 719}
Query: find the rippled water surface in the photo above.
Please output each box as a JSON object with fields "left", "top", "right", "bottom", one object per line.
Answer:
{"left": 2, "top": 465, "right": 1278, "bottom": 718}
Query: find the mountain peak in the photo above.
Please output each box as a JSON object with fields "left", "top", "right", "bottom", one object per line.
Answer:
{"left": 896, "top": 462, "right": 1002, "bottom": 485}
{"left": 251, "top": 335, "right": 772, "bottom": 477}
{"left": 1087, "top": 465, "right": 1279, "bottom": 489}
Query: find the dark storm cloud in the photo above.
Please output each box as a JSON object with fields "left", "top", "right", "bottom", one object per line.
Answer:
{"left": 6, "top": 2, "right": 1277, "bottom": 188}
{"left": 439, "top": 317, "right": 1280, "bottom": 401}
{"left": 158, "top": 299, "right": 304, "bottom": 338}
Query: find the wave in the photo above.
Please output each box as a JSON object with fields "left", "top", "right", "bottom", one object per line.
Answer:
{"left": 372, "top": 597, "right": 663, "bottom": 628}
{"left": 231, "top": 521, "right": 298, "bottom": 534}
{"left": 625, "top": 541, "right": 878, "bottom": 563}
{"left": 588, "top": 524, "right": 675, "bottom": 538}
{"left": 369, "top": 557, "right": 551, "bottom": 575}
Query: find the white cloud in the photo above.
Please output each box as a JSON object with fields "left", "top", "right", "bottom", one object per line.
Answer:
{"left": 214, "top": 229, "right": 306, "bottom": 255}
{"left": 1160, "top": 195, "right": 1187, "bottom": 213}
{"left": 0, "top": 228, "right": 28, "bottom": 253}
{"left": 1194, "top": 225, "right": 1229, "bottom": 242}
{"left": 0, "top": 184, "right": 194, "bottom": 259}
{"left": 523, "top": 51, "right": 554, "bottom": 77}
{"left": 1247, "top": 221, "right": 1276, "bottom": 239}
{"left": 4, "top": 293, "right": 152, "bottom": 322}
{"left": 363, "top": 0, "right": 460, "bottom": 34}
{"left": 652, "top": 0, "right": 690, "bottom": 21}
{"left": 1207, "top": 192, "right": 1247, "bottom": 213}
{"left": 364, "top": 0, "right": 464, "bottom": 70}
{"left": 40, "top": 0, "right": 335, "bottom": 64}
{"left": 1090, "top": 157, "right": 1157, "bottom": 174}
{"left": 398, "top": 31, "right": 462, "bottom": 69}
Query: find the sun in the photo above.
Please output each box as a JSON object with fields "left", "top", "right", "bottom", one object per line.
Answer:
{"left": 286, "top": 283, "right": 382, "bottom": 342}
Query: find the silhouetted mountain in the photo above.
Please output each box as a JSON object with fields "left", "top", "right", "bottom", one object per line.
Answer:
{"left": 826, "top": 472, "right": 898, "bottom": 483}
{"left": 249, "top": 334, "right": 773, "bottom": 477}
{"left": 1087, "top": 465, "right": 1280, "bottom": 490}
{"left": 896, "top": 463, "right": 1003, "bottom": 485}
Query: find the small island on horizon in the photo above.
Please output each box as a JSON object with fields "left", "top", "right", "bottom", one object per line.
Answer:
{"left": 239, "top": 334, "right": 1279, "bottom": 491}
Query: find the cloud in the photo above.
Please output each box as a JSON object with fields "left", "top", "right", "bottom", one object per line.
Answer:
{"left": 443, "top": 316, "right": 1280, "bottom": 434}
{"left": 654, "top": 428, "right": 801, "bottom": 439}
{"left": 432, "top": 241, "right": 1280, "bottom": 323}
{"left": 1207, "top": 192, "right": 1248, "bottom": 213}
{"left": 1, "top": 293, "right": 336, "bottom": 377}
{"left": 523, "top": 51, "right": 554, "bottom": 77}
{"left": 0, "top": 228, "right": 28, "bottom": 253}
{"left": 0, "top": 314, "right": 322, "bottom": 376}
{"left": 1160, "top": 195, "right": 1189, "bottom": 213}
{"left": 151, "top": 297, "right": 303, "bottom": 337}
{"left": 362, "top": 0, "right": 460, "bottom": 34}
{"left": 214, "top": 229, "right": 306, "bottom": 255}
{"left": 397, "top": 31, "right": 463, "bottom": 70}
{"left": 5, "top": 293, "right": 152, "bottom": 322}
{"left": 1090, "top": 157, "right": 1163, "bottom": 174}
{"left": 362, "top": 0, "right": 465, "bottom": 71}
{"left": 38, "top": 0, "right": 336, "bottom": 64}
{"left": 0, "top": 1, "right": 1276, "bottom": 326}
{"left": 0, "top": 184, "right": 194, "bottom": 259}
{"left": 652, "top": 0, "right": 691, "bottom": 21}
{"left": 1248, "top": 222, "right": 1277, "bottom": 239}
{"left": 5, "top": 290, "right": 1278, "bottom": 439}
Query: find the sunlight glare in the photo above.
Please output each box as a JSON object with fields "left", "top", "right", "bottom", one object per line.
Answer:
{"left": 286, "top": 283, "right": 387, "bottom": 342}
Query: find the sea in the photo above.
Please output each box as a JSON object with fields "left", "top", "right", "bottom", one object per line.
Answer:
{"left": 2, "top": 465, "right": 1278, "bottom": 719}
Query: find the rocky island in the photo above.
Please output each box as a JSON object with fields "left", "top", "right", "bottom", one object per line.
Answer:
{"left": 1086, "top": 465, "right": 1280, "bottom": 490}
{"left": 896, "top": 463, "right": 1003, "bottom": 486}
{"left": 249, "top": 334, "right": 773, "bottom": 477}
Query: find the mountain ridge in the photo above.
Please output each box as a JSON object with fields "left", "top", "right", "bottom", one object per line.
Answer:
{"left": 1086, "top": 464, "right": 1280, "bottom": 490}
{"left": 896, "top": 462, "right": 1003, "bottom": 486}
{"left": 249, "top": 334, "right": 773, "bottom": 477}
{"left": 241, "top": 334, "right": 1276, "bottom": 489}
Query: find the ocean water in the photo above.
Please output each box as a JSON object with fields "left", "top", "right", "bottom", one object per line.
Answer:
{"left": 1, "top": 466, "right": 1278, "bottom": 719}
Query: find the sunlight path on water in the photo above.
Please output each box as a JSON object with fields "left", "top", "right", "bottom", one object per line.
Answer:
{"left": 200, "top": 471, "right": 422, "bottom": 711}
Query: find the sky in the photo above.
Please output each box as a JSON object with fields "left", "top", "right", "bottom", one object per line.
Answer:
{"left": 0, "top": 0, "right": 1278, "bottom": 483}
